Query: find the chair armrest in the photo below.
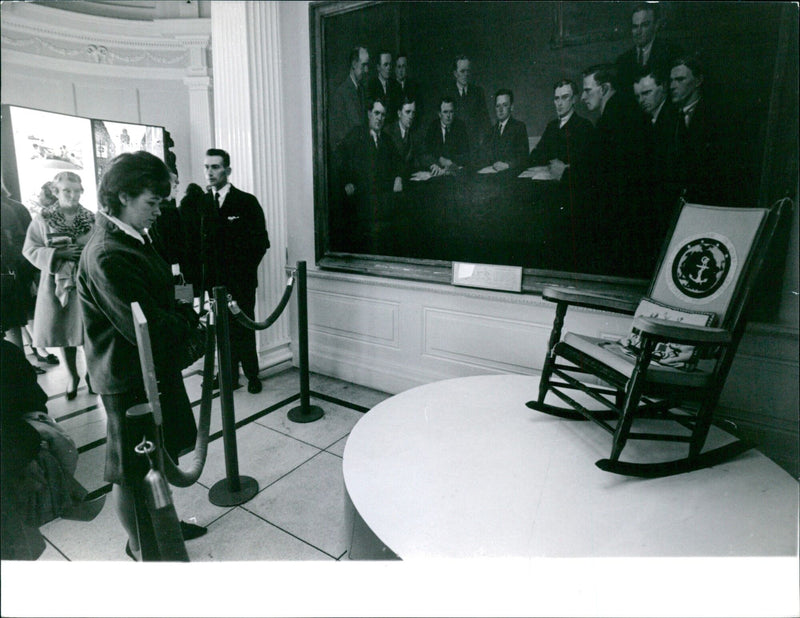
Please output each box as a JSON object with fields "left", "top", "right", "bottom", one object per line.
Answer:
{"left": 542, "top": 286, "right": 639, "bottom": 315}
{"left": 633, "top": 316, "right": 732, "bottom": 345}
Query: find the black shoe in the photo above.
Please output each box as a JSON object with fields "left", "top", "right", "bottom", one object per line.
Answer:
{"left": 66, "top": 376, "right": 79, "bottom": 400}
{"left": 125, "top": 541, "right": 138, "bottom": 561}
{"left": 180, "top": 520, "right": 207, "bottom": 540}
{"left": 34, "top": 350, "right": 59, "bottom": 365}
{"left": 30, "top": 362, "right": 46, "bottom": 375}
{"left": 247, "top": 378, "right": 262, "bottom": 394}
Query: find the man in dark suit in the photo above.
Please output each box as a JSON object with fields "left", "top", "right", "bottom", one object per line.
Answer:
{"left": 330, "top": 46, "right": 370, "bottom": 149}
{"left": 337, "top": 98, "right": 403, "bottom": 254}
{"left": 668, "top": 55, "right": 726, "bottom": 206}
{"left": 445, "top": 55, "right": 491, "bottom": 165}
{"left": 615, "top": 3, "right": 682, "bottom": 102}
{"left": 581, "top": 64, "right": 650, "bottom": 276}
{"left": 394, "top": 52, "right": 421, "bottom": 119}
{"left": 478, "top": 89, "right": 529, "bottom": 173}
{"left": 367, "top": 50, "right": 401, "bottom": 120}
{"left": 633, "top": 68, "right": 681, "bottom": 251}
{"left": 386, "top": 95, "right": 422, "bottom": 180}
{"left": 421, "top": 96, "right": 470, "bottom": 175}
{"left": 181, "top": 149, "right": 270, "bottom": 394}
{"left": 528, "top": 79, "right": 594, "bottom": 181}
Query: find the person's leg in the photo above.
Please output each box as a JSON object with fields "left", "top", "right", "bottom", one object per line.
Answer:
{"left": 4, "top": 326, "right": 23, "bottom": 349}
{"left": 234, "top": 289, "right": 260, "bottom": 388}
{"left": 63, "top": 346, "right": 79, "bottom": 398}
{"left": 112, "top": 484, "right": 141, "bottom": 560}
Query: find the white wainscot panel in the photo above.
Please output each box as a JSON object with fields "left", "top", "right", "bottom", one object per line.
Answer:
{"left": 308, "top": 290, "right": 399, "bottom": 348}
{"left": 423, "top": 307, "right": 551, "bottom": 373}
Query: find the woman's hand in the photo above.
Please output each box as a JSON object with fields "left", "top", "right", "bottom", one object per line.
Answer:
{"left": 54, "top": 245, "right": 83, "bottom": 262}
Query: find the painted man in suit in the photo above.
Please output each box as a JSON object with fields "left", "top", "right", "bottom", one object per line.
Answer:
{"left": 446, "top": 55, "right": 491, "bottom": 165}
{"left": 633, "top": 67, "right": 681, "bottom": 255}
{"left": 668, "top": 55, "right": 726, "bottom": 205}
{"left": 182, "top": 149, "right": 270, "bottom": 394}
{"left": 337, "top": 98, "right": 403, "bottom": 254}
{"left": 478, "top": 89, "right": 529, "bottom": 173}
{"left": 421, "top": 97, "right": 470, "bottom": 176}
{"left": 386, "top": 95, "right": 422, "bottom": 180}
{"left": 330, "top": 46, "right": 370, "bottom": 149}
{"left": 367, "top": 50, "right": 401, "bottom": 121}
{"left": 528, "top": 79, "right": 594, "bottom": 182}
{"left": 394, "top": 52, "right": 421, "bottom": 119}
{"left": 581, "top": 64, "right": 650, "bottom": 276}
{"left": 615, "top": 2, "right": 682, "bottom": 102}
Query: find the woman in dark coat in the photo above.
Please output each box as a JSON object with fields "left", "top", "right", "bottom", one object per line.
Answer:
{"left": 77, "top": 151, "right": 204, "bottom": 560}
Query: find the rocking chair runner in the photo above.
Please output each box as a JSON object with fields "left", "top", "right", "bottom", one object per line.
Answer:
{"left": 527, "top": 197, "right": 793, "bottom": 477}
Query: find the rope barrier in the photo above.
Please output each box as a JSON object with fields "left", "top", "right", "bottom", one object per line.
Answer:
{"left": 229, "top": 270, "right": 295, "bottom": 331}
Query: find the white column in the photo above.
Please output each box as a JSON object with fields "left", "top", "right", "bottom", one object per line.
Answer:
{"left": 177, "top": 35, "right": 215, "bottom": 178}
{"left": 210, "top": 1, "right": 291, "bottom": 367}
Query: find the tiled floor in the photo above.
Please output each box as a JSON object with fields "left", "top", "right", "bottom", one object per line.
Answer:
{"left": 27, "top": 346, "right": 391, "bottom": 562}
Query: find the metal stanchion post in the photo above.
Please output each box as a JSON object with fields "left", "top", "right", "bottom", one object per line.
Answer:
{"left": 289, "top": 261, "right": 324, "bottom": 423}
{"left": 124, "top": 404, "right": 161, "bottom": 561}
{"left": 208, "top": 286, "right": 259, "bottom": 506}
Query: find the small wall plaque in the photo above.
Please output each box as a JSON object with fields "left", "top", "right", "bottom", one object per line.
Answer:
{"left": 451, "top": 262, "right": 523, "bottom": 293}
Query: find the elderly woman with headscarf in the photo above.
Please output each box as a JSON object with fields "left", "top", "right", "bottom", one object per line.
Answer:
{"left": 22, "top": 171, "right": 94, "bottom": 399}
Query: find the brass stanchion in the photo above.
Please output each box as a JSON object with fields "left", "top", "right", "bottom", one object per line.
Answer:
{"left": 124, "top": 403, "right": 188, "bottom": 561}
{"left": 208, "top": 286, "right": 259, "bottom": 506}
{"left": 288, "top": 261, "right": 324, "bottom": 423}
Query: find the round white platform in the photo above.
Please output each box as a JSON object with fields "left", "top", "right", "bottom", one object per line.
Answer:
{"left": 343, "top": 375, "right": 799, "bottom": 559}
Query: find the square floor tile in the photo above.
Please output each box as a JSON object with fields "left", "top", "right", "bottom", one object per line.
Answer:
{"left": 197, "top": 422, "right": 319, "bottom": 491}
{"left": 186, "top": 507, "right": 331, "bottom": 560}
{"left": 39, "top": 496, "right": 127, "bottom": 561}
{"left": 256, "top": 399, "right": 363, "bottom": 450}
{"left": 73, "top": 443, "right": 108, "bottom": 494}
{"left": 245, "top": 452, "right": 348, "bottom": 558}
{"left": 309, "top": 373, "right": 391, "bottom": 409}
{"left": 326, "top": 436, "right": 347, "bottom": 458}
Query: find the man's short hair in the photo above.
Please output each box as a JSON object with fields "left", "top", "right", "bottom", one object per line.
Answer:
{"left": 438, "top": 96, "right": 455, "bottom": 110}
{"left": 631, "top": 2, "right": 659, "bottom": 21}
{"left": 206, "top": 148, "right": 230, "bottom": 168}
{"left": 377, "top": 49, "right": 392, "bottom": 63}
{"left": 634, "top": 66, "right": 668, "bottom": 87}
{"left": 583, "top": 63, "right": 619, "bottom": 91}
{"left": 398, "top": 93, "right": 416, "bottom": 108}
{"left": 367, "top": 97, "right": 388, "bottom": 113}
{"left": 670, "top": 55, "right": 705, "bottom": 82}
{"left": 494, "top": 88, "right": 514, "bottom": 105}
{"left": 553, "top": 79, "right": 578, "bottom": 96}
{"left": 396, "top": 51, "right": 408, "bottom": 63}
{"left": 452, "top": 54, "right": 470, "bottom": 71}
{"left": 348, "top": 46, "right": 366, "bottom": 68}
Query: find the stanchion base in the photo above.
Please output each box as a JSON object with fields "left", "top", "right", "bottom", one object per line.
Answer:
{"left": 208, "top": 475, "right": 259, "bottom": 506}
{"left": 288, "top": 404, "right": 324, "bottom": 424}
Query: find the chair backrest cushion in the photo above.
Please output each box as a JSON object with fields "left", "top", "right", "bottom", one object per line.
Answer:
{"left": 619, "top": 298, "right": 716, "bottom": 370}
{"left": 649, "top": 203, "right": 768, "bottom": 323}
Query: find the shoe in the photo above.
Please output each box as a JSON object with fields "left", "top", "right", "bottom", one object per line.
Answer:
{"left": 247, "top": 378, "right": 262, "bottom": 394}
{"left": 30, "top": 362, "right": 46, "bottom": 375}
{"left": 179, "top": 520, "right": 207, "bottom": 540}
{"left": 66, "top": 376, "right": 80, "bottom": 400}
{"left": 34, "top": 350, "right": 59, "bottom": 365}
{"left": 85, "top": 374, "right": 94, "bottom": 394}
{"left": 125, "top": 541, "right": 138, "bottom": 561}
{"left": 61, "top": 494, "right": 106, "bottom": 522}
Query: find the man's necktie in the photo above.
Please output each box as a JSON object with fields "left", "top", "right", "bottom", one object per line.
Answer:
{"left": 212, "top": 190, "right": 220, "bottom": 210}
{"left": 637, "top": 48, "right": 643, "bottom": 66}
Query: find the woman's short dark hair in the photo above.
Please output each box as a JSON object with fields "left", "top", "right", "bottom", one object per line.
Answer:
{"left": 98, "top": 151, "right": 171, "bottom": 216}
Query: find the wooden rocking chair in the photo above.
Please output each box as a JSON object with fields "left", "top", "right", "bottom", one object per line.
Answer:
{"left": 526, "top": 197, "right": 793, "bottom": 477}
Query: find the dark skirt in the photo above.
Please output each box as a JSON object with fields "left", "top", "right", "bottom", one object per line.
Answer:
{"left": 101, "top": 377, "right": 197, "bottom": 485}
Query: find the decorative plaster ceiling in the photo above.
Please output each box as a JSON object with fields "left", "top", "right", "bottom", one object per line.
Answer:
{"left": 27, "top": 1, "right": 210, "bottom": 21}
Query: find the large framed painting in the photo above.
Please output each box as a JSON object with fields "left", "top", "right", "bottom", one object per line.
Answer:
{"left": 310, "top": 1, "right": 796, "bottom": 291}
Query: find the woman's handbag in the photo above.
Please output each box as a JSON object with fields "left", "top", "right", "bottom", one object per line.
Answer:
{"left": 181, "top": 316, "right": 208, "bottom": 370}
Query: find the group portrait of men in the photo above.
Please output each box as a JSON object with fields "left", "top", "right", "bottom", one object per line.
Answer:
{"left": 324, "top": 2, "right": 749, "bottom": 275}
